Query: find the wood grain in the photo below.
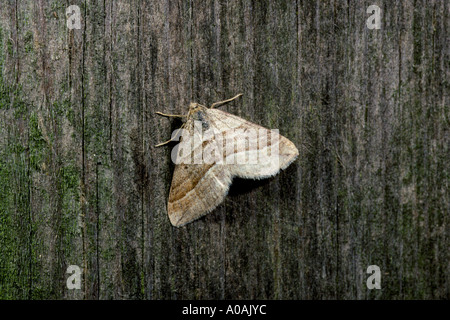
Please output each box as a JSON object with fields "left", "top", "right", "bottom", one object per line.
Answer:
{"left": 0, "top": 0, "right": 448, "bottom": 299}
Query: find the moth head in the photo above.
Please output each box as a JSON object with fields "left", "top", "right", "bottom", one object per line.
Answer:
{"left": 187, "top": 102, "right": 206, "bottom": 118}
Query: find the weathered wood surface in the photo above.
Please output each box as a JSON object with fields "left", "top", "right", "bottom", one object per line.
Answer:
{"left": 0, "top": 0, "right": 448, "bottom": 299}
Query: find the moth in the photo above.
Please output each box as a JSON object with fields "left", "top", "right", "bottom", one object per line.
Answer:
{"left": 156, "top": 94, "right": 298, "bottom": 227}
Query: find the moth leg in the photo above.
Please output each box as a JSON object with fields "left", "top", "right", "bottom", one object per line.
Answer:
{"left": 154, "top": 124, "right": 186, "bottom": 147}
{"left": 155, "top": 138, "right": 176, "bottom": 147}
{"left": 209, "top": 93, "right": 243, "bottom": 109}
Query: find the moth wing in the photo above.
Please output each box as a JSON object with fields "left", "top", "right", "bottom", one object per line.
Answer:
{"left": 167, "top": 117, "right": 233, "bottom": 227}
{"left": 205, "top": 108, "right": 299, "bottom": 180}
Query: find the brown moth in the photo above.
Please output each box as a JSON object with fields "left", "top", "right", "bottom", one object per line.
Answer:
{"left": 156, "top": 94, "right": 298, "bottom": 227}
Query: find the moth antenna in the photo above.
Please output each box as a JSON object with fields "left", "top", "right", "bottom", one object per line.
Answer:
{"left": 155, "top": 111, "right": 187, "bottom": 118}
{"left": 154, "top": 139, "right": 174, "bottom": 147}
{"left": 209, "top": 93, "right": 243, "bottom": 109}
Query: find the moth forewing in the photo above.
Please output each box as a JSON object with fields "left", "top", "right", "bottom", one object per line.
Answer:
{"left": 202, "top": 126, "right": 224, "bottom": 165}
{"left": 171, "top": 127, "right": 193, "bottom": 165}
{"left": 192, "top": 120, "right": 204, "bottom": 165}
{"left": 258, "top": 127, "right": 281, "bottom": 172}
{"left": 233, "top": 127, "right": 259, "bottom": 165}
